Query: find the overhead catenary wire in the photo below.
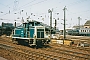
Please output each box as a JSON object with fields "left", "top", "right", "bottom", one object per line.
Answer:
{"left": 0, "top": 1, "right": 14, "bottom": 10}
{"left": 1, "top": 0, "right": 37, "bottom": 17}
{"left": 0, "top": 2, "right": 11, "bottom": 8}
{"left": 0, "top": 0, "right": 48, "bottom": 17}
{"left": 0, "top": 0, "right": 50, "bottom": 24}
{"left": 53, "top": 0, "right": 89, "bottom": 13}
{"left": 0, "top": 0, "right": 90, "bottom": 26}
{"left": 50, "top": 0, "right": 89, "bottom": 25}
{"left": 18, "top": 0, "right": 37, "bottom": 9}
{"left": 0, "top": 0, "right": 87, "bottom": 17}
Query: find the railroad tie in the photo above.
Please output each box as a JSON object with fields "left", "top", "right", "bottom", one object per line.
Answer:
{"left": 67, "top": 58, "right": 72, "bottom": 60}
{"left": 43, "top": 56, "right": 48, "bottom": 59}
{"left": 63, "top": 57, "right": 68, "bottom": 60}
{"left": 46, "top": 55, "right": 52, "bottom": 60}
{"left": 32, "top": 54, "right": 37, "bottom": 59}
{"left": 80, "top": 57, "right": 88, "bottom": 60}
{"left": 20, "top": 53, "right": 24, "bottom": 57}
{"left": 31, "top": 57, "right": 37, "bottom": 60}
{"left": 42, "top": 54, "right": 47, "bottom": 60}
{"left": 28, "top": 56, "right": 32, "bottom": 60}
{"left": 53, "top": 58, "right": 59, "bottom": 60}
{"left": 43, "top": 57, "right": 47, "bottom": 60}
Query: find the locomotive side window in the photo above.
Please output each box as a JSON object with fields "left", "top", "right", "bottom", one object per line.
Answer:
{"left": 37, "top": 29, "right": 44, "bottom": 38}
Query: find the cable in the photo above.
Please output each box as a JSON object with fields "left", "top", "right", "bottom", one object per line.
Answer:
{"left": 19, "top": 0, "right": 37, "bottom": 9}
{"left": 0, "top": 1, "right": 14, "bottom": 10}
{"left": 66, "top": 0, "right": 86, "bottom": 7}
{"left": 53, "top": 0, "right": 89, "bottom": 12}
{"left": 0, "top": 2, "right": 8, "bottom": 7}
{"left": 0, "top": 0, "right": 36, "bottom": 17}
{"left": 0, "top": 0, "right": 48, "bottom": 17}
{"left": 66, "top": 0, "right": 90, "bottom": 16}
{"left": 0, "top": 0, "right": 36, "bottom": 16}
{"left": 1, "top": 0, "right": 47, "bottom": 17}
{"left": 19, "top": 0, "right": 48, "bottom": 9}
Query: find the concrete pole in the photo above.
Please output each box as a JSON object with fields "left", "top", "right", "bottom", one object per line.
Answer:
{"left": 48, "top": 9, "right": 52, "bottom": 40}
{"left": 55, "top": 19, "right": 57, "bottom": 30}
{"left": 63, "top": 6, "right": 67, "bottom": 44}
{"left": 78, "top": 17, "right": 80, "bottom": 29}
{"left": 15, "top": 21, "right": 16, "bottom": 28}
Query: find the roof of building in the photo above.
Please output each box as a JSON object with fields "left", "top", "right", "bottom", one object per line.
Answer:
{"left": 73, "top": 25, "right": 84, "bottom": 28}
{"left": 84, "top": 20, "right": 90, "bottom": 26}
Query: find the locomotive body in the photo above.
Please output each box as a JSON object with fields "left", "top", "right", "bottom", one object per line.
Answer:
{"left": 12, "top": 21, "right": 50, "bottom": 47}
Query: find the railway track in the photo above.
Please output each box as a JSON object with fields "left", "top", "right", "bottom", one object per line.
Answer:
{"left": 0, "top": 43, "right": 75, "bottom": 60}
{"left": 39, "top": 44, "right": 90, "bottom": 60}
{"left": 41, "top": 47, "right": 90, "bottom": 60}
{"left": 1, "top": 43, "right": 89, "bottom": 60}
{"left": 0, "top": 36, "right": 90, "bottom": 60}
{"left": 50, "top": 43, "right": 90, "bottom": 52}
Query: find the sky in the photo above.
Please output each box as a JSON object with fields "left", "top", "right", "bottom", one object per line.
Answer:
{"left": 0, "top": 0, "right": 90, "bottom": 30}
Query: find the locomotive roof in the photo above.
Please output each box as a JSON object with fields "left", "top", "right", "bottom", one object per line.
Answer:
{"left": 22, "top": 20, "right": 59, "bottom": 33}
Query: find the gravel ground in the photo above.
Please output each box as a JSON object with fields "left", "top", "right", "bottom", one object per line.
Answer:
{"left": 0, "top": 35, "right": 90, "bottom": 60}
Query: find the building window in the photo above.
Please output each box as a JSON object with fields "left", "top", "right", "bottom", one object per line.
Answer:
{"left": 81, "top": 30, "right": 82, "bottom": 32}
{"left": 83, "top": 30, "right": 84, "bottom": 32}
{"left": 85, "top": 30, "right": 86, "bottom": 32}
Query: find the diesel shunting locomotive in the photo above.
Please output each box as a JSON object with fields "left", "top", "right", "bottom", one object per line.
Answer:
{"left": 11, "top": 20, "right": 50, "bottom": 48}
